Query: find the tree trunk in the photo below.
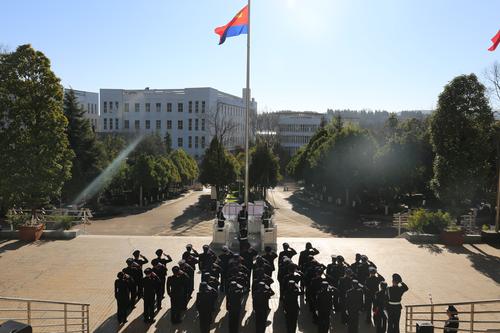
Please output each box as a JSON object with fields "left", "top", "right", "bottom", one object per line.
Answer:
{"left": 139, "top": 185, "right": 143, "bottom": 207}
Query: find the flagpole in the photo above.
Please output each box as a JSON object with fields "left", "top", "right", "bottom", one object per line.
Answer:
{"left": 244, "top": 0, "right": 251, "bottom": 209}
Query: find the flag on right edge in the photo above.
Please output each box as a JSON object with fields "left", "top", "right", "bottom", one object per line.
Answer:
{"left": 488, "top": 29, "right": 500, "bottom": 51}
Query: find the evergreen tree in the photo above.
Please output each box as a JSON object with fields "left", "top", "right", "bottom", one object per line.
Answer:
{"left": 430, "top": 74, "right": 495, "bottom": 216}
{"left": 0, "top": 44, "right": 73, "bottom": 212}
{"left": 249, "top": 143, "right": 281, "bottom": 199}
{"left": 62, "top": 89, "right": 105, "bottom": 202}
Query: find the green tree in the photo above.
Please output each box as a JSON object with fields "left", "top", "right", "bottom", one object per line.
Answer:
{"left": 0, "top": 44, "right": 73, "bottom": 213}
{"left": 249, "top": 143, "right": 281, "bottom": 199}
{"left": 199, "top": 137, "right": 239, "bottom": 200}
{"left": 62, "top": 89, "right": 105, "bottom": 202}
{"left": 130, "top": 154, "right": 158, "bottom": 206}
{"left": 170, "top": 149, "right": 199, "bottom": 185}
{"left": 430, "top": 74, "right": 495, "bottom": 217}
{"left": 164, "top": 132, "right": 173, "bottom": 154}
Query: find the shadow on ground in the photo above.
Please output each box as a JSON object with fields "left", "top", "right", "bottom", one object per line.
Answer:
{"left": 285, "top": 191, "right": 399, "bottom": 238}
{"left": 446, "top": 244, "right": 500, "bottom": 284}
{"left": 168, "top": 195, "right": 212, "bottom": 232}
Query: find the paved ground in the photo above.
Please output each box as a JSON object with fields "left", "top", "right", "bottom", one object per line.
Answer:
{"left": 80, "top": 187, "right": 369, "bottom": 238}
{"left": 0, "top": 236, "right": 498, "bottom": 332}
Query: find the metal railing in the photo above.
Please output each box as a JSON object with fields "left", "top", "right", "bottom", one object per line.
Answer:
{"left": 0, "top": 296, "right": 90, "bottom": 333}
{"left": 405, "top": 299, "right": 500, "bottom": 332}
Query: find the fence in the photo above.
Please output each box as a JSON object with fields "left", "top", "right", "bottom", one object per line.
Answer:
{"left": 0, "top": 296, "right": 90, "bottom": 333}
{"left": 405, "top": 299, "right": 500, "bottom": 332}
{"left": 393, "top": 212, "right": 410, "bottom": 236}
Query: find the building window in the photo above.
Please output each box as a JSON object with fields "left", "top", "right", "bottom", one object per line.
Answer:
{"left": 188, "top": 136, "right": 192, "bottom": 148}
{"left": 167, "top": 120, "right": 172, "bottom": 129}
{"left": 188, "top": 119, "right": 192, "bottom": 131}
{"left": 109, "top": 119, "right": 113, "bottom": 130}
{"left": 167, "top": 103, "right": 172, "bottom": 112}
{"left": 145, "top": 120, "right": 150, "bottom": 129}
{"left": 103, "top": 102, "right": 107, "bottom": 113}
{"left": 103, "top": 118, "right": 107, "bottom": 130}
{"left": 124, "top": 120, "right": 129, "bottom": 129}
{"left": 178, "top": 120, "right": 183, "bottom": 129}
{"left": 202, "top": 101, "right": 206, "bottom": 113}
{"left": 195, "top": 119, "right": 199, "bottom": 131}
{"left": 124, "top": 103, "right": 129, "bottom": 112}
{"left": 145, "top": 103, "right": 151, "bottom": 112}
{"left": 189, "top": 101, "right": 193, "bottom": 113}
{"left": 195, "top": 136, "right": 199, "bottom": 149}
{"left": 87, "top": 103, "right": 90, "bottom": 113}
{"left": 178, "top": 103, "right": 183, "bottom": 112}
{"left": 115, "top": 118, "right": 119, "bottom": 130}
{"left": 201, "top": 119, "right": 205, "bottom": 131}
{"left": 156, "top": 103, "right": 161, "bottom": 112}
{"left": 201, "top": 136, "right": 206, "bottom": 148}
{"left": 109, "top": 101, "right": 113, "bottom": 111}
{"left": 156, "top": 120, "right": 161, "bottom": 129}
{"left": 178, "top": 137, "right": 183, "bottom": 147}
{"left": 195, "top": 101, "right": 199, "bottom": 113}
{"left": 135, "top": 120, "right": 140, "bottom": 129}
{"left": 135, "top": 103, "right": 140, "bottom": 112}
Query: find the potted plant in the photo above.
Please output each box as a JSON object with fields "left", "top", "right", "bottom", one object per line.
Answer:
{"left": 441, "top": 223, "right": 464, "bottom": 246}
{"left": 481, "top": 224, "right": 500, "bottom": 244}
{"left": 8, "top": 209, "right": 45, "bottom": 242}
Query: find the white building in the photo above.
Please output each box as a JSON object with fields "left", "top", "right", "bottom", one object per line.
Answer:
{"left": 64, "top": 89, "right": 99, "bottom": 131}
{"left": 277, "top": 112, "right": 326, "bottom": 155}
{"left": 98, "top": 87, "right": 256, "bottom": 158}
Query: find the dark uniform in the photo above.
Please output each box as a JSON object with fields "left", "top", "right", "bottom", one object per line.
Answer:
{"left": 123, "top": 259, "right": 141, "bottom": 307}
{"left": 167, "top": 267, "right": 189, "bottom": 324}
{"left": 180, "top": 261, "right": 195, "bottom": 304}
{"left": 283, "top": 281, "right": 301, "bottom": 333}
{"left": 364, "top": 268, "right": 384, "bottom": 322}
{"left": 217, "top": 208, "right": 226, "bottom": 229}
{"left": 262, "top": 247, "right": 278, "bottom": 272}
{"left": 298, "top": 243, "right": 320, "bottom": 271}
{"left": 373, "top": 282, "right": 388, "bottom": 333}
{"left": 142, "top": 269, "right": 160, "bottom": 323}
{"left": 346, "top": 280, "right": 364, "bottom": 333}
{"left": 237, "top": 208, "right": 248, "bottom": 232}
{"left": 152, "top": 262, "right": 167, "bottom": 311}
{"left": 386, "top": 274, "right": 408, "bottom": 333}
{"left": 199, "top": 245, "right": 217, "bottom": 272}
{"left": 261, "top": 209, "right": 271, "bottom": 228}
{"left": 316, "top": 281, "right": 335, "bottom": 333}
{"left": 444, "top": 305, "right": 459, "bottom": 333}
{"left": 278, "top": 244, "right": 297, "bottom": 265}
{"left": 196, "top": 282, "right": 218, "bottom": 333}
{"left": 114, "top": 272, "right": 130, "bottom": 324}
{"left": 132, "top": 251, "right": 148, "bottom": 299}
{"left": 253, "top": 282, "right": 275, "bottom": 333}
{"left": 227, "top": 281, "right": 245, "bottom": 333}
{"left": 338, "top": 271, "right": 354, "bottom": 324}
{"left": 219, "top": 246, "right": 234, "bottom": 292}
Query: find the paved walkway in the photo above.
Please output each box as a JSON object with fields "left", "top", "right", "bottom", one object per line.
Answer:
{"left": 0, "top": 236, "right": 498, "bottom": 332}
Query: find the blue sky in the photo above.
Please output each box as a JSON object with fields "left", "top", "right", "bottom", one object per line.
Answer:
{"left": 1, "top": 0, "right": 499, "bottom": 112}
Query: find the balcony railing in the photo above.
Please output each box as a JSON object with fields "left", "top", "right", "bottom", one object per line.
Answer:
{"left": 405, "top": 299, "right": 500, "bottom": 332}
{"left": 0, "top": 296, "right": 90, "bottom": 333}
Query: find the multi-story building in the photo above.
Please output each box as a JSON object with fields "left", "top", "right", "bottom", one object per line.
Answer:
{"left": 98, "top": 87, "right": 256, "bottom": 159}
{"left": 277, "top": 111, "right": 326, "bottom": 155}
{"left": 64, "top": 89, "right": 99, "bottom": 131}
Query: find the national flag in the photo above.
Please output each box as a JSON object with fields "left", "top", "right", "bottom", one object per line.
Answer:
{"left": 215, "top": 5, "right": 249, "bottom": 45}
{"left": 488, "top": 30, "right": 500, "bottom": 51}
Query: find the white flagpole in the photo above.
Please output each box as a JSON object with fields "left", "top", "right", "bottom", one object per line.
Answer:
{"left": 244, "top": 0, "right": 251, "bottom": 209}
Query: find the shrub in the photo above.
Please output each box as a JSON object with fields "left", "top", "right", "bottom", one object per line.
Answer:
{"left": 408, "top": 209, "right": 452, "bottom": 234}
{"left": 50, "top": 215, "right": 74, "bottom": 230}
{"left": 6, "top": 210, "right": 30, "bottom": 229}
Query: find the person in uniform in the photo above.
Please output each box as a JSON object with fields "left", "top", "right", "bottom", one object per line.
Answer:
{"left": 262, "top": 246, "right": 278, "bottom": 272}
{"left": 217, "top": 206, "right": 226, "bottom": 229}
{"left": 132, "top": 250, "right": 148, "bottom": 299}
{"left": 338, "top": 269, "right": 354, "bottom": 324}
{"left": 283, "top": 280, "right": 302, "bottom": 333}
{"left": 152, "top": 260, "right": 167, "bottom": 311}
{"left": 364, "top": 267, "right": 384, "bottom": 323}
{"left": 167, "top": 266, "right": 189, "bottom": 324}
{"left": 114, "top": 272, "right": 130, "bottom": 325}
{"left": 142, "top": 268, "right": 159, "bottom": 324}
{"left": 316, "top": 281, "right": 336, "bottom": 333}
{"left": 346, "top": 279, "right": 364, "bottom": 333}
{"left": 238, "top": 205, "right": 248, "bottom": 231}
{"left": 219, "top": 246, "right": 234, "bottom": 292}
{"left": 199, "top": 244, "right": 217, "bottom": 272}
{"left": 182, "top": 245, "right": 200, "bottom": 271}
{"left": 196, "top": 282, "right": 218, "bottom": 333}
{"left": 298, "top": 242, "right": 320, "bottom": 272}
{"left": 123, "top": 258, "right": 141, "bottom": 307}
{"left": 253, "top": 281, "right": 275, "bottom": 333}
{"left": 373, "top": 281, "right": 388, "bottom": 333}
{"left": 179, "top": 260, "right": 195, "bottom": 306}
{"left": 241, "top": 246, "right": 258, "bottom": 284}
{"left": 227, "top": 281, "right": 245, "bottom": 333}
{"left": 261, "top": 207, "right": 272, "bottom": 229}
{"left": 444, "top": 305, "right": 459, "bottom": 333}
{"left": 386, "top": 273, "right": 408, "bottom": 333}
{"left": 278, "top": 243, "right": 297, "bottom": 265}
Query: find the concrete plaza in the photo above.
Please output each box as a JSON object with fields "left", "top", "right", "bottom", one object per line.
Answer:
{"left": 0, "top": 236, "right": 499, "bottom": 332}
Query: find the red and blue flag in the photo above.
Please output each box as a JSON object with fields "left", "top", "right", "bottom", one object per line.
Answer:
{"left": 215, "top": 5, "right": 249, "bottom": 45}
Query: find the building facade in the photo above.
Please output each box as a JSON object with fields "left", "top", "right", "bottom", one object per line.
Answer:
{"left": 64, "top": 89, "right": 99, "bottom": 131}
{"left": 98, "top": 87, "right": 256, "bottom": 159}
{"left": 277, "top": 112, "right": 325, "bottom": 155}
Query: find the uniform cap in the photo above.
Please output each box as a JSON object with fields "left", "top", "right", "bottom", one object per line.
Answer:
{"left": 126, "top": 258, "right": 134, "bottom": 264}
{"left": 283, "top": 242, "right": 289, "bottom": 247}
{"left": 172, "top": 266, "right": 180, "bottom": 273}
{"left": 155, "top": 249, "right": 163, "bottom": 256}
{"left": 133, "top": 250, "right": 140, "bottom": 256}
{"left": 369, "top": 266, "right": 377, "bottom": 273}
{"left": 265, "top": 246, "right": 272, "bottom": 252}
{"left": 337, "top": 255, "right": 344, "bottom": 261}
{"left": 361, "top": 255, "right": 368, "bottom": 261}
{"left": 392, "top": 273, "right": 402, "bottom": 282}
{"left": 380, "top": 281, "right": 388, "bottom": 290}
{"left": 117, "top": 272, "right": 124, "bottom": 279}
{"left": 203, "top": 244, "right": 209, "bottom": 250}
{"left": 144, "top": 268, "right": 152, "bottom": 274}
{"left": 186, "top": 244, "right": 192, "bottom": 248}
{"left": 447, "top": 305, "right": 458, "bottom": 313}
